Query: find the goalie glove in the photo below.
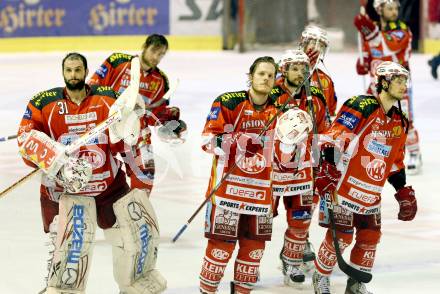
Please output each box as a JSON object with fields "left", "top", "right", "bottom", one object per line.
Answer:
{"left": 157, "top": 119, "right": 187, "bottom": 145}
{"left": 18, "top": 130, "right": 92, "bottom": 193}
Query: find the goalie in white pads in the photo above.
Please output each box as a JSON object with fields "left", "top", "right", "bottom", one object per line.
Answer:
{"left": 17, "top": 53, "right": 166, "bottom": 294}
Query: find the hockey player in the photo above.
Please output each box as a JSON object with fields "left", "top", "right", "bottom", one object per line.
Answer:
{"left": 89, "top": 34, "right": 186, "bottom": 193}
{"left": 17, "top": 53, "right": 166, "bottom": 294}
{"left": 198, "top": 56, "right": 311, "bottom": 294}
{"left": 271, "top": 50, "right": 329, "bottom": 287}
{"left": 312, "top": 61, "right": 417, "bottom": 294}
{"left": 354, "top": 0, "right": 422, "bottom": 174}
{"left": 299, "top": 25, "right": 338, "bottom": 119}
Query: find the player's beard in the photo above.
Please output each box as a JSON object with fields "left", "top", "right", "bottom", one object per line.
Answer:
{"left": 286, "top": 77, "right": 303, "bottom": 88}
{"left": 65, "top": 78, "right": 86, "bottom": 91}
{"left": 141, "top": 53, "right": 157, "bottom": 70}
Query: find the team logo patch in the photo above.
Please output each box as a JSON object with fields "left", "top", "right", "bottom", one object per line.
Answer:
{"left": 249, "top": 249, "right": 264, "bottom": 260}
{"left": 95, "top": 65, "right": 108, "bottom": 78}
{"left": 23, "top": 107, "right": 32, "bottom": 120}
{"left": 236, "top": 152, "right": 266, "bottom": 174}
{"left": 211, "top": 249, "right": 230, "bottom": 260}
{"left": 336, "top": 112, "right": 360, "bottom": 130}
{"left": 207, "top": 107, "right": 220, "bottom": 121}
{"left": 366, "top": 159, "right": 386, "bottom": 181}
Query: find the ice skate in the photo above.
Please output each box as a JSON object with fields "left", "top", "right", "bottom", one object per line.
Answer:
{"left": 312, "top": 271, "right": 331, "bottom": 294}
{"left": 280, "top": 252, "right": 305, "bottom": 287}
{"left": 345, "top": 277, "right": 372, "bottom": 294}
{"left": 406, "top": 151, "right": 422, "bottom": 175}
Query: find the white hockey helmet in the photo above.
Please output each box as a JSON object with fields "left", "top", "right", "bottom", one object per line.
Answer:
{"left": 373, "top": 0, "right": 400, "bottom": 14}
{"left": 275, "top": 107, "right": 313, "bottom": 145}
{"left": 278, "top": 49, "right": 310, "bottom": 72}
{"left": 300, "top": 25, "right": 329, "bottom": 56}
{"left": 375, "top": 61, "right": 409, "bottom": 84}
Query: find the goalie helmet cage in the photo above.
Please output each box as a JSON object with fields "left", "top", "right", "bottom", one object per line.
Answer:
{"left": 222, "top": 0, "right": 424, "bottom": 53}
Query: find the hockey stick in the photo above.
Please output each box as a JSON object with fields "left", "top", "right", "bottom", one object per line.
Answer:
{"left": 0, "top": 134, "right": 17, "bottom": 142}
{"left": 172, "top": 74, "right": 314, "bottom": 243}
{"left": 0, "top": 58, "right": 141, "bottom": 198}
{"left": 304, "top": 69, "right": 372, "bottom": 283}
{"left": 358, "top": 1, "right": 368, "bottom": 92}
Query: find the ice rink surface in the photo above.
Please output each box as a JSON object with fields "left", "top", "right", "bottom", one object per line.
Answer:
{"left": 0, "top": 50, "right": 439, "bottom": 293}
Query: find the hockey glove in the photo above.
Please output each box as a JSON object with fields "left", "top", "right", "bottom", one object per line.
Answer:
{"left": 356, "top": 57, "right": 371, "bottom": 75}
{"left": 155, "top": 106, "right": 180, "bottom": 123}
{"left": 354, "top": 13, "right": 378, "bottom": 40}
{"left": 305, "top": 48, "right": 320, "bottom": 68}
{"left": 394, "top": 186, "right": 417, "bottom": 221}
{"left": 315, "top": 160, "right": 341, "bottom": 198}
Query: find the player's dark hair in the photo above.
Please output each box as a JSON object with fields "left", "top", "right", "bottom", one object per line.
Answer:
{"left": 248, "top": 56, "right": 278, "bottom": 76}
{"left": 143, "top": 34, "right": 169, "bottom": 50}
{"left": 62, "top": 52, "right": 88, "bottom": 70}
{"left": 376, "top": 76, "right": 391, "bottom": 93}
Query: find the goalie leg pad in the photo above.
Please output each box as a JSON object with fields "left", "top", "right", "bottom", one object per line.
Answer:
{"left": 47, "top": 194, "right": 97, "bottom": 293}
{"left": 104, "top": 188, "right": 165, "bottom": 293}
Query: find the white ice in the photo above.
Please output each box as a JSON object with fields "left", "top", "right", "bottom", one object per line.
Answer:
{"left": 0, "top": 50, "right": 439, "bottom": 293}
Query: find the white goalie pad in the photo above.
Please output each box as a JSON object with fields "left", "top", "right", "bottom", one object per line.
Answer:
{"left": 46, "top": 194, "right": 97, "bottom": 293}
{"left": 275, "top": 108, "right": 313, "bottom": 145}
{"left": 104, "top": 188, "right": 166, "bottom": 294}
{"left": 109, "top": 57, "right": 143, "bottom": 145}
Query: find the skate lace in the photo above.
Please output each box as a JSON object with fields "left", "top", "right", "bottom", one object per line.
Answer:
{"left": 357, "top": 282, "right": 372, "bottom": 294}
{"left": 285, "top": 264, "right": 302, "bottom": 275}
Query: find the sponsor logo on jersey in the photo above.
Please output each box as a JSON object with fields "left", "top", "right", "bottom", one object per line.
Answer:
{"left": 90, "top": 171, "right": 110, "bottom": 181}
{"left": 272, "top": 170, "right": 307, "bottom": 182}
{"left": 23, "top": 107, "right": 32, "bottom": 119}
{"left": 348, "top": 187, "right": 378, "bottom": 204}
{"left": 340, "top": 198, "right": 380, "bottom": 215}
{"left": 371, "top": 48, "right": 383, "bottom": 58}
{"left": 392, "top": 126, "right": 402, "bottom": 137}
{"left": 217, "top": 199, "right": 269, "bottom": 214}
{"left": 236, "top": 152, "right": 266, "bottom": 174}
{"left": 80, "top": 181, "right": 107, "bottom": 193}
{"left": 390, "top": 30, "right": 405, "bottom": 40}
{"left": 221, "top": 92, "right": 246, "bottom": 102}
{"left": 249, "top": 249, "right": 264, "bottom": 260}
{"left": 78, "top": 148, "right": 105, "bottom": 169}
{"left": 347, "top": 176, "right": 382, "bottom": 193}
{"left": 336, "top": 112, "right": 360, "bottom": 130}
{"left": 366, "top": 159, "right": 386, "bottom": 181}
{"left": 227, "top": 174, "right": 271, "bottom": 187}
{"left": 367, "top": 140, "right": 391, "bottom": 157}
{"left": 285, "top": 183, "right": 312, "bottom": 194}
{"left": 226, "top": 185, "right": 265, "bottom": 200}
{"left": 293, "top": 210, "right": 312, "bottom": 220}
{"left": 68, "top": 125, "right": 86, "bottom": 133}
{"left": 241, "top": 120, "right": 265, "bottom": 129}
{"left": 95, "top": 65, "right": 108, "bottom": 78}
{"left": 371, "top": 129, "right": 394, "bottom": 138}
{"left": 244, "top": 110, "right": 254, "bottom": 115}
{"left": 65, "top": 112, "right": 97, "bottom": 124}
{"left": 207, "top": 107, "right": 221, "bottom": 121}
{"left": 211, "top": 249, "right": 230, "bottom": 260}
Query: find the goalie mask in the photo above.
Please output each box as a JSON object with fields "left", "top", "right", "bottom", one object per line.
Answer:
{"left": 300, "top": 25, "right": 330, "bottom": 59}
{"left": 275, "top": 108, "right": 313, "bottom": 145}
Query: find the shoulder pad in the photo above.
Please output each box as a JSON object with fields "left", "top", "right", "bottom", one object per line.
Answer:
{"left": 107, "top": 52, "right": 134, "bottom": 68}
{"left": 215, "top": 91, "right": 247, "bottom": 110}
{"left": 90, "top": 85, "right": 119, "bottom": 99}
{"left": 30, "top": 87, "right": 64, "bottom": 109}
{"left": 344, "top": 95, "right": 380, "bottom": 118}
{"left": 309, "top": 86, "right": 326, "bottom": 105}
